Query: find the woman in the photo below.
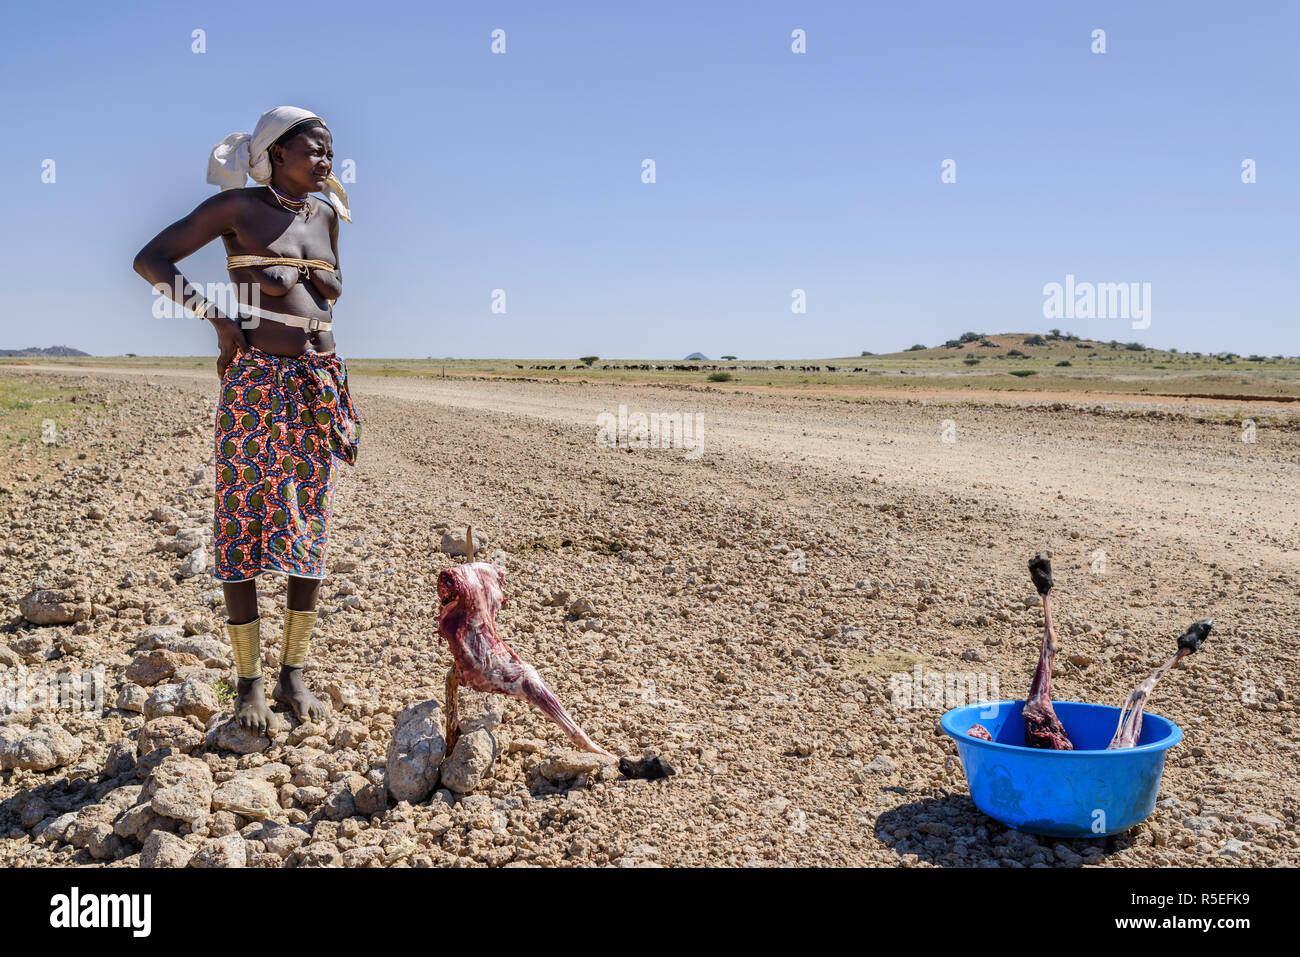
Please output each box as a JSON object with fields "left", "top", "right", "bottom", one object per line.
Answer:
{"left": 132, "top": 106, "right": 360, "bottom": 734}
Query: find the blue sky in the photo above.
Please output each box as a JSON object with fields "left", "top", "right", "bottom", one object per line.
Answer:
{"left": 1, "top": 1, "right": 1295, "bottom": 358}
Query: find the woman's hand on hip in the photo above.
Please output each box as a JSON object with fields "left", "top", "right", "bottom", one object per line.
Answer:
{"left": 214, "top": 318, "right": 250, "bottom": 378}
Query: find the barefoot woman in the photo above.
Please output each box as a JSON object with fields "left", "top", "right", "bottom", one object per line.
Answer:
{"left": 132, "top": 106, "right": 361, "bottom": 732}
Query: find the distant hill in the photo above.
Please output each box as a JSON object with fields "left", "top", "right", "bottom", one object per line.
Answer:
{"left": 0, "top": 345, "right": 91, "bottom": 357}
{"left": 684, "top": 352, "right": 709, "bottom": 360}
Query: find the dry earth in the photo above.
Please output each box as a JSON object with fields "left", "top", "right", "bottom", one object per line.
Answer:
{"left": 0, "top": 361, "right": 1297, "bottom": 868}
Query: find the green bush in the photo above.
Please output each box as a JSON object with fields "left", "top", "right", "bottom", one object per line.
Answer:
{"left": 1056, "top": 360, "right": 1071, "bottom": 367}
{"left": 906, "top": 344, "right": 927, "bottom": 352}
{"left": 1009, "top": 369, "right": 1037, "bottom": 377}
{"left": 963, "top": 357, "right": 981, "bottom": 366}
{"left": 579, "top": 356, "right": 599, "bottom": 366}
{"left": 708, "top": 371, "right": 733, "bottom": 382}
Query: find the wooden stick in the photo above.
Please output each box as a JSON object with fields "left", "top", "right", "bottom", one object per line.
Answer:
{"left": 465, "top": 524, "right": 474, "bottom": 562}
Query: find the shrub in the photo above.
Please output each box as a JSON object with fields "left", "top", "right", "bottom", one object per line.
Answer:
{"left": 708, "top": 371, "right": 733, "bottom": 382}
{"left": 963, "top": 357, "right": 981, "bottom": 366}
{"left": 1056, "top": 360, "right": 1072, "bottom": 367}
{"left": 1006, "top": 349, "right": 1027, "bottom": 358}
{"left": 906, "top": 344, "right": 927, "bottom": 352}
{"left": 721, "top": 355, "right": 737, "bottom": 360}
{"left": 579, "top": 356, "right": 599, "bottom": 366}
{"left": 1009, "top": 369, "right": 1037, "bottom": 377}
{"left": 1125, "top": 342, "right": 1146, "bottom": 351}
{"left": 1023, "top": 334, "right": 1046, "bottom": 346}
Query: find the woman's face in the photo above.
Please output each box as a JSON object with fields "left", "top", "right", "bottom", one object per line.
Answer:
{"left": 271, "top": 126, "right": 333, "bottom": 195}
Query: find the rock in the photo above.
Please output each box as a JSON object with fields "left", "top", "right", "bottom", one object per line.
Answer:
{"left": 567, "top": 597, "right": 596, "bottom": 618}
{"left": 439, "top": 528, "right": 488, "bottom": 557}
{"left": 144, "top": 679, "right": 220, "bottom": 723}
{"left": 38, "top": 812, "right": 78, "bottom": 845}
{"left": 385, "top": 699, "right": 445, "bottom": 804}
{"left": 258, "top": 822, "right": 311, "bottom": 859}
{"left": 150, "top": 505, "right": 186, "bottom": 525}
{"left": 1218, "top": 839, "right": 1250, "bottom": 859}
{"left": 0, "top": 722, "right": 83, "bottom": 771}
{"left": 143, "top": 754, "right": 214, "bottom": 825}
{"left": 188, "top": 833, "right": 247, "bottom": 868}
{"left": 19, "top": 586, "right": 91, "bottom": 625}
{"left": 342, "top": 846, "right": 385, "bottom": 868}
{"left": 161, "top": 527, "right": 208, "bottom": 555}
{"left": 211, "top": 774, "right": 281, "bottom": 821}
{"left": 103, "top": 737, "right": 139, "bottom": 776}
{"left": 354, "top": 781, "right": 388, "bottom": 817}
{"left": 114, "top": 801, "right": 178, "bottom": 844}
{"left": 205, "top": 719, "right": 273, "bottom": 755}
{"left": 137, "top": 716, "right": 204, "bottom": 756}
{"left": 538, "top": 749, "right": 617, "bottom": 783}
{"left": 293, "top": 786, "right": 326, "bottom": 807}
{"left": 864, "top": 755, "right": 897, "bottom": 775}
{"left": 114, "top": 683, "right": 148, "bottom": 713}
{"left": 67, "top": 804, "right": 118, "bottom": 851}
{"left": 179, "top": 549, "right": 207, "bottom": 578}
{"left": 294, "top": 842, "right": 342, "bottom": 868}
{"left": 1243, "top": 812, "right": 1283, "bottom": 829}
{"left": 126, "top": 650, "right": 204, "bottom": 687}
{"left": 140, "top": 830, "right": 194, "bottom": 867}
{"left": 320, "top": 774, "right": 366, "bottom": 821}
{"left": 7, "top": 634, "right": 55, "bottom": 664}
{"left": 440, "top": 728, "right": 497, "bottom": 794}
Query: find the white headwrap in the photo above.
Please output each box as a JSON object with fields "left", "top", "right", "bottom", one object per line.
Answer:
{"left": 206, "top": 105, "right": 351, "bottom": 222}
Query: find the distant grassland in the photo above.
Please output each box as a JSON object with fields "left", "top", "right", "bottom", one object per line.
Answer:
{"left": 3, "top": 333, "right": 1299, "bottom": 399}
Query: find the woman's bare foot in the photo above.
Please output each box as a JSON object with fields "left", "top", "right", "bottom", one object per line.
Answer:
{"left": 273, "top": 666, "right": 328, "bottom": 721}
{"left": 235, "top": 676, "right": 277, "bottom": 734}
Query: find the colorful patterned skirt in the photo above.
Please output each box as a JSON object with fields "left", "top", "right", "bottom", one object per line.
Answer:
{"left": 211, "top": 345, "right": 361, "bottom": 582}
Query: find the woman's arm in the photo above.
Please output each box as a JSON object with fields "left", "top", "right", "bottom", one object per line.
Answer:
{"left": 328, "top": 202, "right": 342, "bottom": 301}
{"left": 132, "top": 190, "right": 248, "bottom": 376}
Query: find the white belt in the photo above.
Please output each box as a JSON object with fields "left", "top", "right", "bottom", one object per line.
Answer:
{"left": 237, "top": 304, "right": 333, "bottom": 333}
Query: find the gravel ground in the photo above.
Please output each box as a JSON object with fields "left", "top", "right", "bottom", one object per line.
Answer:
{"left": 0, "top": 363, "right": 1296, "bottom": 868}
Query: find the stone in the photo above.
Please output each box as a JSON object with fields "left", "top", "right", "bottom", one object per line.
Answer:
{"left": 385, "top": 699, "right": 445, "bottom": 804}
{"left": 137, "top": 716, "right": 203, "bottom": 756}
{"left": 143, "top": 754, "right": 214, "bottom": 825}
{"left": 114, "top": 801, "right": 178, "bottom": 844}
{"left": 864, "top": 755, "right": 897, "bottom": 775}
{"left": 144, "top": 679, "right": 220, "bottom": 723}
{"left": 188, "top": 833, "right": 247, "bottom": 868}
{"left": 439, "top": 528, "right": 488, "bottom": 557}
{"left": 114, "top": 683, "right": 148, "bottom": 713}
{"left": 537, "top": 749, "right": 617, "bottom": 783}
{"left": 19, "top": 586, "right": 91, "bottom": 625}
{"left": 179, "top": 549, "right": 207, "bottom": 578}
{"left": 205, "top": 719, "right": 273, "bottom": 755}
{"left": 0, "top": 722, "right": 83, "bottom": 771}
{"left": 140, "top": 830, "right": 194, "bottom": 867}
{"left": 126, "top": 650, "right": 204, "bottom": 687}
{"left": 440, "top": 728, "right": 496, "bottom": 794}
{"left": 211, "top": 774, "right": 281, "bottom": 821}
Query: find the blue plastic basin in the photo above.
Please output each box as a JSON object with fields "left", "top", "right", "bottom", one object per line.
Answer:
{"left": 940, "top": 700, "right": 1182, "bottom": 837}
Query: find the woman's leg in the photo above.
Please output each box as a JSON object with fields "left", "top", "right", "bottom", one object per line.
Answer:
{"left": 223, "top": 579, "right": 277, "bottom": 733}
{"left": 272, "top": 574, "right": 328, "bottom": 721}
